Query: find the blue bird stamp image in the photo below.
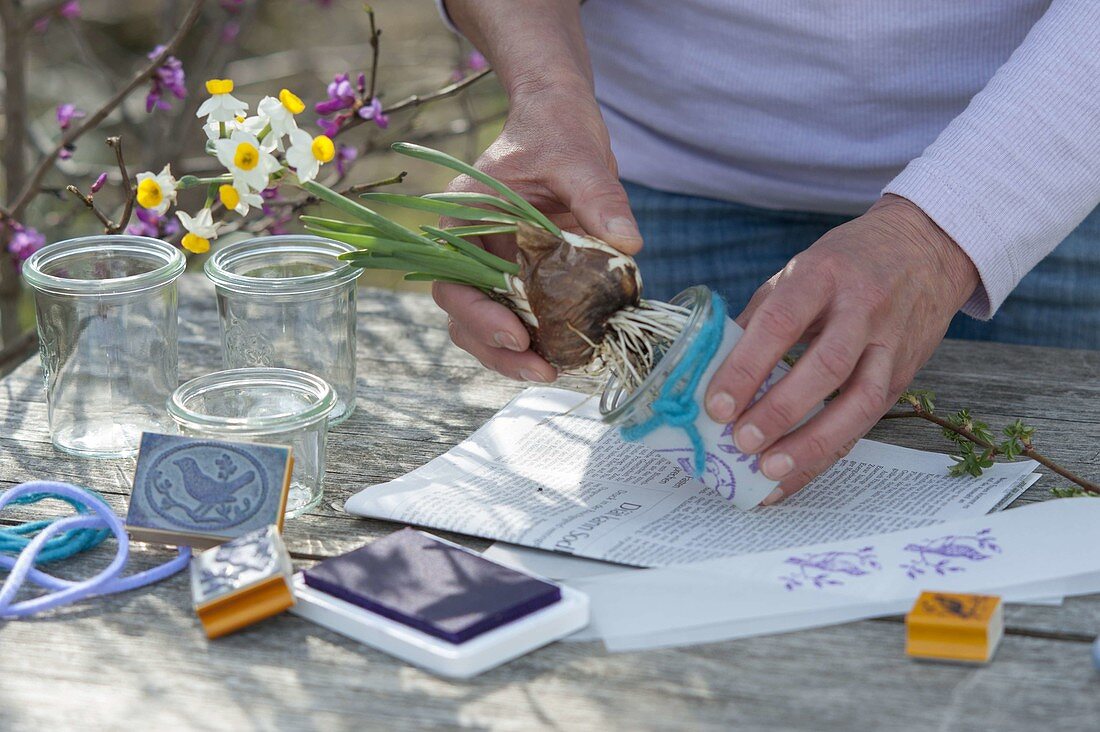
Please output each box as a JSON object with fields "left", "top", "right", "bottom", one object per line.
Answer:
{"left": 126, "top": 433, "right": 293, "bottom": 548}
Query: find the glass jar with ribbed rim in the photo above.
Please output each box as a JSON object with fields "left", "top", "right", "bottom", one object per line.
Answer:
{"left": 205, "top": 235, "right": 360, "bottom": 425}
{"left": 600, "top": 285, "right": 806, "bottom": 510}
{"left": 168, "top": 367, "right": 336, "bottom": 517}
{"left": 22, "top": 235, "right": 185, "bottom": 458}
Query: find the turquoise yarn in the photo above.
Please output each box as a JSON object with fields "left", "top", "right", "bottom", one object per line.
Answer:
{"left": 621, "top": 291, "right": 727, "bottom": 474}
{"left": 0, "top": 489, "right": 111, "bottom": 564}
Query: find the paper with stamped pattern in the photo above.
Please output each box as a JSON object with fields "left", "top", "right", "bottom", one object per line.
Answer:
{"left": 346, "top": 387, "right": 1038, "bottom": 568}
{"left": 569, "top": 498, "right": 1100, "bottom": 651}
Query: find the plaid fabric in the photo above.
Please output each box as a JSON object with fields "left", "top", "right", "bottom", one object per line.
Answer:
{"left": 625, "top": 180, "right": 1100, "bottom": 349}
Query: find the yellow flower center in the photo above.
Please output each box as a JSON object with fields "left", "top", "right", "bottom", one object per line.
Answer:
{"left": 233, "top": 142, "right": 260, "bottom": 171}
{"left": 182, "top": 233, "right": 210, "bottom": 254}
{"left": 311, "top": 135, "right": 336, "bottom": 163}
{"left": 136, "top": 178, "right": 163, "bottom": 209}
{"left": 279, "top": 88, "right": 305, "bottom": 115}
{"left": 205, "top": 78, "right": 235, "bottom": 95}
{"left": 218, "top": 184, "right": 241, "bottom": 210}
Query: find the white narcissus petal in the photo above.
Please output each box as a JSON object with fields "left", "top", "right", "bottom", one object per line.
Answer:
{"left": 176, "top": 208, "right": 222, "bottom": 239}
{"left": 135, "top": 164, "right": 178, "bottom": 215}
{"left": 285, "top": 128, "right": 320, "bottom": 183}
{"left": 231, "top": 182, "right": 264, "bottom": 216}
{"left": 215, "top": 130, "right": 281, "bottom": 193}
{"left": 256, "top": 96, "right": 298, "bottom": 145}
{"left": 196, "top": 92, "right": 249, "bottom": 123}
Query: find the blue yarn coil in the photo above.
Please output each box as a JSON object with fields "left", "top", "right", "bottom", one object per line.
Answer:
{"left": 621, "top": 291, "right": 727, "bottom": 474}
{"left": 0, "top": 489, "right": 111, "bottom": 564}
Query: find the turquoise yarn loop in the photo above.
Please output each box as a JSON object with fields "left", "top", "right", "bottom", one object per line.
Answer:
{"left": 621, "top": 291, "right": 727, "bottom": 474}
{"left": 0, "top": 489, "right": 112, "bottom": 564}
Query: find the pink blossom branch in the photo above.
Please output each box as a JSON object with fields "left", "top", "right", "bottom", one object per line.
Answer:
{"left": 8, "top": 0, "right": 205, "bottom": 220}
{"left": 332, "top": 67, "right": 493, "bottom": 141}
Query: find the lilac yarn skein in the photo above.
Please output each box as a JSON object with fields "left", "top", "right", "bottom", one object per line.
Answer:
{"left": 0, "top": 481, "right": 190, "bottom": 618}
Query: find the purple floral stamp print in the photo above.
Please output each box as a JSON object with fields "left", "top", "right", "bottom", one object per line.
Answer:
{"left": 780, "top": 546, "right": 881, "bottom": 590}
{"left": 663, "top": 448, "right": 738, "bottom": 500}
{"left": 900, "top": 528, "right": 1001, "bottom": 579}
{"left": 712, "top": 370, "right": 781, "bottom": 472}
{"left": 718, "top": 422, "right": 760, "bottom": 473}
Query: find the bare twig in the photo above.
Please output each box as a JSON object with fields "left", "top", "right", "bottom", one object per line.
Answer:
{"left": 106, "top": 136, "right": 135, "bottom": 233}
{"left": 0, "top": 0, "right": 28, "bottom": 214}
{"left": 384, "top": 68, "right": 492, "bottom": 115}
{"left": 0, "top": 0, "right": 29, "bottom": 298}
{"left": 880, "top": 408, "right": 1100, "bottom": 494}
{"left": 23, "top": 0, "right": 75, "bottom": 27}
{"left": 64, "top": 185, "right": 114, "bottom": 231}
{"left": 365, "top": 6, "right": 380, "bottom": 101}
{"left": 333, "top": 67, "right": 493, "bottom": 140}
{"left": 8, "top": 0, "right": 205, "bottom": 220}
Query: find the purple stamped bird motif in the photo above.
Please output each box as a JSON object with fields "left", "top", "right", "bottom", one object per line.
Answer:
{"left": 198, "top": 527, "right": 279, "bottom": 596}
{"left": 780, "top": 546, "right": 881, "bottom": 590}
{"left": 900, "top": 529, "right": 1001, "bottom": 579}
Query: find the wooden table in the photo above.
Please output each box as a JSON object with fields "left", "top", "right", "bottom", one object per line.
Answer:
{"left": 2, "top": 275, "right": 1098, "bottom": 731}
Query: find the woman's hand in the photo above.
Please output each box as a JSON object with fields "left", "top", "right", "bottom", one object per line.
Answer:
{"left": 704, "top": 194, "right": 980, "bottom": 504}
{"left": 433, "top": 81, "right": 642, "bottom": 383}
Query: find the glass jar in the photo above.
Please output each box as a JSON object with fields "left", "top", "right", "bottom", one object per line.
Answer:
{"left": 168, "top": 367, "right": 336, "bottom": 518}
{"left": 205, "top": 235, "right": 359, "bottom": 425}
{"left": 601, "top": 286, "right": 797, "bottom": 510}
{"left": 22, "top": 235, "right": 185, "bottom": 458}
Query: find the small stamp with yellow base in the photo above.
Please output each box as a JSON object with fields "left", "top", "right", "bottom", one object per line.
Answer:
{"left": 190, "top": 525, "right": 295, "bottom": 639}
{"left": 905, "top": 591, "right": 1004, "bottom": 664}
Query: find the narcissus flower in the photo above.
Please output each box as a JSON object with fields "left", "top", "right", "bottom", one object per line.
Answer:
{"left": 257, "top": 89, "right": 304, "bottom": 140}
{"left": 135, "top": 164, "right": 178, "bottom": 215}
{"left": 176, "top": 208, "right": 221, "bottom": 253}
{"left": 214, "top": 130, "right": 279, "bottom": 192}
{"left": 285, "top": 129, "right": 335, "bottom": 183}
{"left": 196, "top": 79, "right": 248, "bottom": 123}
{"left": 219, "top": 183, "right": 264, "bottom": 216}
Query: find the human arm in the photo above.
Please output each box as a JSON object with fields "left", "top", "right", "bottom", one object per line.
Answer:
{"left": 705, "top": 0, "right": 1100, "bottom": 504}
{"left": 434, "top": 0, "right": 642, "bottom": 382}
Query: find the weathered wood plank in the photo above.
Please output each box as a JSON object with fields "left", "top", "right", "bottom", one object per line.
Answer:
{"left": 3, "top": 273, "right": 1099, "bottom": 731}
{"left": 1, "top": 547, "right": 1098, "bottom": 732}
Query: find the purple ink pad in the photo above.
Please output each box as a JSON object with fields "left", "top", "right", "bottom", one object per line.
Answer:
{"left": 302, "top": 528, "right": 562, "bottom": 644}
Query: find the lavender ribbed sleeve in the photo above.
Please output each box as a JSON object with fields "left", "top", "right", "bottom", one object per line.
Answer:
{"left": 884, "top": 0, "right": 1100, "bottom": 318}
{"left": 438, "top": 1, "right": 1100, "bottom": 319}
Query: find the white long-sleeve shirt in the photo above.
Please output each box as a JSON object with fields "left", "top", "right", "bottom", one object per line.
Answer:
{"left": 444, "top": 1, "right": 1100, "bottom": 318}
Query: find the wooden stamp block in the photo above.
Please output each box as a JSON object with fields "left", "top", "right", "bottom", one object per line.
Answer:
{"left": 125, "top": 433, "right": 292, "bottom": 549}
{"left": 905, "top": 591, "right": 1004, "bottom": 663}
{"left": 191, "top": 525, "right": 295, "bottom": 639}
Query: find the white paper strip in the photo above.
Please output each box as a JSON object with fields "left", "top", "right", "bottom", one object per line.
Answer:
{"left": 568, "top": 498, "right": 1099, "bottom": 651}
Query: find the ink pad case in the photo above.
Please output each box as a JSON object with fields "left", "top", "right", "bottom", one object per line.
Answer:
{"left": 290, "top": 529, "right": 589, "bottom": 678}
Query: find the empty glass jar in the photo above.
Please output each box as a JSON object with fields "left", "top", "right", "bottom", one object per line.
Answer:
{"left": 168, "top": 367, "right": 336, "bottom": 517}
{"left": 205, "top": 235, "right": 359, "bottom": 425}
{"left": 22, "top": 235, "right": 185, "bottom": 458}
